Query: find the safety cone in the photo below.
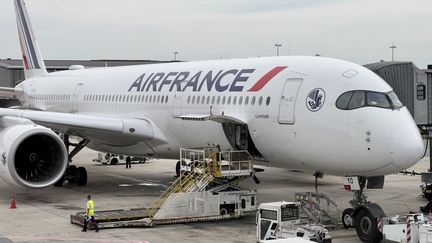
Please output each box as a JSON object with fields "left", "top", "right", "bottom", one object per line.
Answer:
{"left": 10, "top": 194, "right": 17, "bottom": 209}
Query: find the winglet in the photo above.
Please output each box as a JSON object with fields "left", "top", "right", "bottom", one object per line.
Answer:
{"left": 14, "top": 0, "right": 47, "bottom": 79}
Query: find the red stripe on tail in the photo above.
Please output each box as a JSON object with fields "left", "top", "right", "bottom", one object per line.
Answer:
{"left": 18, "top": 33, "right": 29, "bottom": 70}
{"left": 248, "top": 66, "right": 288, "bottom": 92}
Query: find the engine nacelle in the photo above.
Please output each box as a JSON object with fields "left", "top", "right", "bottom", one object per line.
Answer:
{"left": 0, "top": 123, "right": 68, "bottom": 188}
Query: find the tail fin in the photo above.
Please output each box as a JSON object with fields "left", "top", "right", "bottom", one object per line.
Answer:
{"left": 14, "top": 0, "right": 47, "bottom": 79}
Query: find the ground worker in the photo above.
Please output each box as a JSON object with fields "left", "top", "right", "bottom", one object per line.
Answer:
{"left": 125, "top": 156, "right": 131, "bottom": 169}
{"left": 82, "top": 195, "right": 99, "bottom": 232}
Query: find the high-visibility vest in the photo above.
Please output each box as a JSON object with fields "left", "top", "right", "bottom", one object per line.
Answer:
{"left": 87, "top": 200, "right": 95, "bottom": 216}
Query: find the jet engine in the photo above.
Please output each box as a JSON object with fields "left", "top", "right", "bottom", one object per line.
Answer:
{"left": 0, "top": 123, "right": 68, "bottom": 188}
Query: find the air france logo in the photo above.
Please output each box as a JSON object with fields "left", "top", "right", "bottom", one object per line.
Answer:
{"left": 306, "top": 88, "right": 325, "bottom": 112}
{"left": 128, "top": 66, "right": 288, "bottom": 93}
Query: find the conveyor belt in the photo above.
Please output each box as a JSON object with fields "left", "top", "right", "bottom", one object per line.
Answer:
{"left": 70, "top": 208, "right": 148, "bottom": 226}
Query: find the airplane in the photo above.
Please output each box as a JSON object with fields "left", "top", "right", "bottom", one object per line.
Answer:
{"left": 0, "top": 0, "right": 425, "bottom": 242}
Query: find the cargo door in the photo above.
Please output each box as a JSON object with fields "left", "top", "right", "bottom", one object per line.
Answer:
{"left": 278, "top": 78, "right": 303, "bottom": 124}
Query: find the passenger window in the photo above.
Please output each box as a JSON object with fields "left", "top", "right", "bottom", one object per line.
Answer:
{"left": 227, "top": 96, "right": 231, "bottom": 105}
{"left": 187, "top": 95, "right": 191, "bottom": 104}
{"left": 336, "top": 91, "right": 353, "bottom": 109}
{"left": 258, "top": 96, "right": 263, "bottom": 105}
{"left": 239, "top": 96, "right": 243, "bottom": 105}
{"left": 245, "top": 96, "right": 249, "bottom": 105}
{"left": 212, "top": 96, "right": 215, "bottom": 104}
{"left": 417, "top": 85, "right": 426, "bottom": 100}
{"left": 202, "top": 96, "right": 205, "bottom": 104}
{"left": 166, "top": 95, "right": 169, "bottom": 103}
{"left": 217, "top": 96, "right": 220, "bottom": 104}
{"left": 192, "top": 96, "right": 196, "bottom": 104}
{"left": 348, "top": 91, "right": 365, "bottom": 109}
{"left": 367, "top": 92, "right": 390, "bottom": 108}
{"left": 222, "top": 96, "right": 226, "bottom": 105}
{"left": 233, "top": 96, "right": 237, "bottom": 105}
{"left": 197, "top": 96, "right": 200, "bottom": 104}
{"left": 266, "top": 96, "right": 271, "bottom": 106}
{"left": 251, "top": 96, "right": 256, "bottom": 105}
{"left": 153, "top": 95, "right": 156, "bottom": 103}
{"left": 207, "top": 96, "right": 210, "bottom": 104}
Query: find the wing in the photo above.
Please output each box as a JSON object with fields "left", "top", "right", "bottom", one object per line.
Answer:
{"left": 0, "top": 108, "right": 167, "bottom": 145}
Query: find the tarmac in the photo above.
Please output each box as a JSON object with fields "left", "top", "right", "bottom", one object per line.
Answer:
{"left": 0, "top": 148, "right": 430, "bottom": 243}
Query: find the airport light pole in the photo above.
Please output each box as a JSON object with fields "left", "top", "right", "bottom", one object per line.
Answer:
{"left": 173, "top": 51, "right": 179, "bottom": 61}
{"left": 275, "top": 43, "right": 282, "bottom": 56}
{"left": 389, "top": 44, "right": 396, "bottom": 61}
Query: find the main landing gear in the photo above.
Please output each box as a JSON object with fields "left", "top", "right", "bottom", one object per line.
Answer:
{"left": 341, "top": 176, "right": 385, "bottom": 243}
{"left": 54, "top": 135, "right": 90, "bottom": 187}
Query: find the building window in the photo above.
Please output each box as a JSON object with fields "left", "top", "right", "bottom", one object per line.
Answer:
{"left": 417, "top": 84, "right": 426, "bottom": 100}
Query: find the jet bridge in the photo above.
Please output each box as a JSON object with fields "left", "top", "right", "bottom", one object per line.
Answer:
{"left": 70, "top": 148, "right": 258, "bottom": 229}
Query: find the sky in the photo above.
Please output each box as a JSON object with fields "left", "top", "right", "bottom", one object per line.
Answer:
{"left": 0, "top": 0, "right": 431, "bottom": 68}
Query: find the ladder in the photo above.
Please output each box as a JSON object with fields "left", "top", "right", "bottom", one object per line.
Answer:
{"left": 295, "top": 192, "right": 339, "bottom": 226}
{"left": 145, "top": 161, "right": 213, "bottom": 218}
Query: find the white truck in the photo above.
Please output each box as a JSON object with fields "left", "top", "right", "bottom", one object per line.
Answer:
{"left": 93, "top": 153, "right": 146, "bottom": 165}
{"left": 257, "top": 201, "right": 332, "bottom": 243}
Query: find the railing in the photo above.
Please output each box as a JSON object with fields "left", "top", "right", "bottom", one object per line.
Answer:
{"left": 145, "top": 160, "right": 211, "bottom": 218}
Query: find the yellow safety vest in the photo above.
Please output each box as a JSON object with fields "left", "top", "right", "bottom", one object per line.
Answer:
{"left": 87, "top": 200, "right": 95, "bottom": 216}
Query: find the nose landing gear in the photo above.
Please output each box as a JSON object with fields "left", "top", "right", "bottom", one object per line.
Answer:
{"left": 342, "top": 176, "right": 385, "bottom": 243}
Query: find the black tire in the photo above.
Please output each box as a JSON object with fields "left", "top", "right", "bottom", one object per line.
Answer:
{"left": 354, "top": 208, "right": 383, "bottom": 243}
{"left": 110, "top": 158, "right": 118, "bottom": 165}
{"left": 76, "top": 167, "right": 87, "bottom": 186}
{"left": 424, "top": 184, "right": 432, "bottom": 201}
{"left": 53, "top": 177, "right": 65, "bottom": 187}
{"left": 220, "top": 208, "right": 228, "bottom": 215}
{"left": 342, "top": 208, "right": 354, "bottom": 229}
{"left": 67, "top": 165, "right": 78, "bottom": 183}
{"left": 175, "top": 161, "right": 181, "bottom": 177}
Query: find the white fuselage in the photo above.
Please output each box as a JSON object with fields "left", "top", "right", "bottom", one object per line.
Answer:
{"left": 15, "top": 56, "right": 424, "bottom": 177}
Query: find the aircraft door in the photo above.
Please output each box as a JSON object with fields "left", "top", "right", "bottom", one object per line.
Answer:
{"left": 278, "top": 78, "right": 303, "bottom": 124}
{"left": 172, "top": 94, "right": 182, "bottom": 117}
{"left": 72, "top": 83, "right": 83, "bottom": 113}
{"left": 172, "top": 80, "right": 187, "bottom": 117}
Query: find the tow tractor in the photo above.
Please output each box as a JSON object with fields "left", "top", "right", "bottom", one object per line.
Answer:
{"left": 71, "top": 148, "right": 259, "bottom": 228}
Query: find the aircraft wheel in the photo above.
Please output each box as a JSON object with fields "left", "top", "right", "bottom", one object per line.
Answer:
{"left": 355, "top": 208, "right": 383, "bottom": 243}
{"left": 110, "top": 158, "right": 118, "bottom": 165}
{"left": 76, "top": 167, "right": 87, "bottom": 186}
{"left": 342, "top": 208, "right": 354, "bottom": 229}
{"left": 67, "top": 165, "right": 78, "bottom": 183}
{"left": 220, "top": 208, "right": 228, "bottom": 215}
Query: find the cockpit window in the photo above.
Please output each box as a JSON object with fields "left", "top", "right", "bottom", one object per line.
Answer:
{"left": 336, "top": 90, "right": 404, "bottom": 110}
{"left": 348, "top": 91, "right": 365, "bottom": 109}
{"left": 388, "top": 91, "right": 403, "bottom": 109}
{"left": 366, "top": 92, "right": 390, "bottom": 108}
{"left": 335, "top": 91, "right": 353, "bottom": 109}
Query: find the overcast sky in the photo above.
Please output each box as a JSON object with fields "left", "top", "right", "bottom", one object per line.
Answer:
{"left": 0, "top": 0, "right": 431, "bottom": 68}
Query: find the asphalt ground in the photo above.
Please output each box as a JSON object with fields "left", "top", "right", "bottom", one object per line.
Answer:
{"left": 0, "top": 148, "right": 430, "bottom": 243}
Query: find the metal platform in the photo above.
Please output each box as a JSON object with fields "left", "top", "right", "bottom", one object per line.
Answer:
{"left": 70, "top": 148, "right": 258, "bottom": 229}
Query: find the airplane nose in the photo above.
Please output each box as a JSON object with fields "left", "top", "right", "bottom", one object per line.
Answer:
{"left": 390, "top": 124, "right": 425, "bottom": 169}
